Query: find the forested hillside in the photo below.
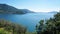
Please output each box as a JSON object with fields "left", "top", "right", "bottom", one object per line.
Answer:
{"left": 36, "top": 12, "right": 60, "bottom": 34}
{"left": 0, "top": 19, "right": 27, "bottom": 34}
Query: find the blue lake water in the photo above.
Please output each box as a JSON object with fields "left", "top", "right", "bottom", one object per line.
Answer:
{"left": 0, "top": 13, "right": 55, "bottom": 32}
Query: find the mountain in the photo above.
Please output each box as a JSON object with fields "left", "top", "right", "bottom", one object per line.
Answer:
{"left": 19, "top": 9, "right": 34, "bottom": 13}
{"left": 0, "top": 4, "right": 34, "bottom": 14}
{"left": 48, "top": 11, "right": 57, "bottom": 14}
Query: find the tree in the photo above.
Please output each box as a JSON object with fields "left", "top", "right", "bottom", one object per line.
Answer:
{"left": 36, "top": 12, "right": 60, "bottom": 34}
{"left": 36, "top": 20, "right": 44, "bottom": 34}
{"left": 0, "top": 19, "right": 27, "bottom": 34}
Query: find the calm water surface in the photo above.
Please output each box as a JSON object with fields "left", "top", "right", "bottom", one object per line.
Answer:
{"left": 0, "top": 13, "right": 55, "bottom": 32}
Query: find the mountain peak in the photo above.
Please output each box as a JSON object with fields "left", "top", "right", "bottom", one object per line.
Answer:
{"left": 0, "top": 4, "right": 7, "bottom": 6}
{"left": 0, "top": 4, "right": 34, "bottom": 14}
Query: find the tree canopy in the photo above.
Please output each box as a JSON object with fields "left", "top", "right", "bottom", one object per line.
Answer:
{"left": 36, "top": 12, "right": 60, "bottom": 34}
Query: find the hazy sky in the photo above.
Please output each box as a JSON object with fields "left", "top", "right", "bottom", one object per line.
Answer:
{"left": 0, "top": 0, "right": 60, "bottom": 12}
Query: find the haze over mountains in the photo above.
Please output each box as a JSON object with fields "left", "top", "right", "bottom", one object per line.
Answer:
{"left": 0, "top": 4, "right": 34, "bottom": 14}
{"left": 0, "top": 4, "right": 58, "bottom": 14}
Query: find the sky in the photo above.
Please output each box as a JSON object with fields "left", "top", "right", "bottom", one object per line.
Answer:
{"left": 0, "top": 0, "right": 60, "bottom": 12}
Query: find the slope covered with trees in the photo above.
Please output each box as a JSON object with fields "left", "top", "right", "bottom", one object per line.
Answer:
{"left": 0, "top": 19, "right": 27, "bottom": 34}
{"left": 36, "top": 12, "right": 60, "bottom": 34}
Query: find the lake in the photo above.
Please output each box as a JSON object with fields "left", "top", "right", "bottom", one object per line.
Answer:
{"left": 0, "top": 12, "right": 55, "bottom": 32}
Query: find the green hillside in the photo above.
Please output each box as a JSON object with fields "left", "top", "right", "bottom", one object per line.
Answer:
{"left": 0, "top": 19, "right": 27, "bottom": 34}
{"left": 36, "top": 12, "right": 60, "bottom": 34}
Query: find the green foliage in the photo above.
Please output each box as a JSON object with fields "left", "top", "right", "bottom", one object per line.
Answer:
{"left": 0, "top": 19, "right": 27, "bottom": 34}
{"left": 36, "top": 12, "right": 60, "bottom": 34}
{"left": 0, "top": 28, "right": 11, "bottom": 34}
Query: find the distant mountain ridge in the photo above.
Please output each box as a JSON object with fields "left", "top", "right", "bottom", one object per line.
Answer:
{"left": 0, "top": 4, "right": 34, "bottom": 14}
{"left": 20, "top": 9, "right": 34, "bottom": 13}
{"left": 48, "top": 11, "right": 58, "bottom": 14}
